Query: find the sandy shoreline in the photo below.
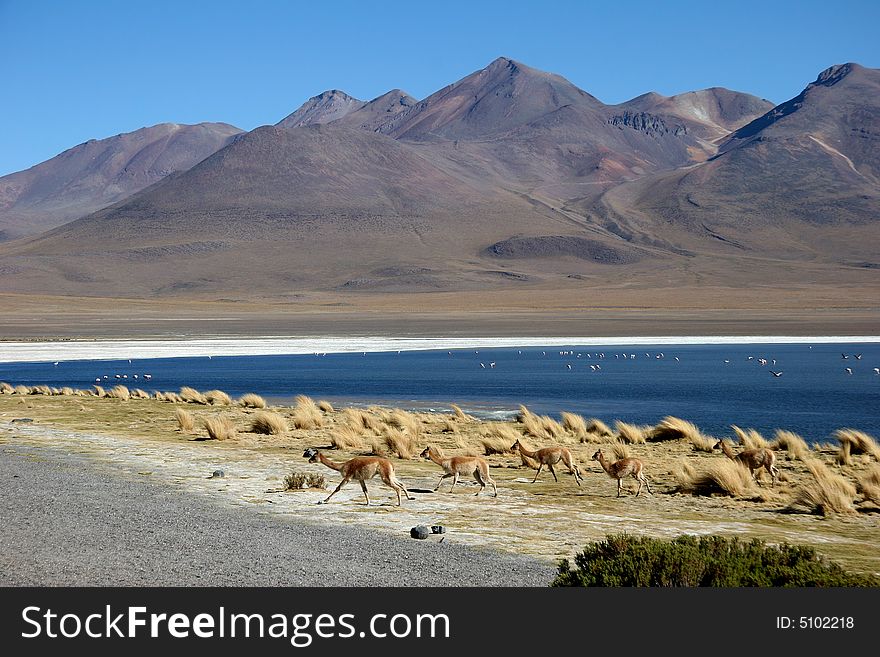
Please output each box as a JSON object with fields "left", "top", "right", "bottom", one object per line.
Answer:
{"left": 2, "top": 334, "right": 879, "bottom": 363}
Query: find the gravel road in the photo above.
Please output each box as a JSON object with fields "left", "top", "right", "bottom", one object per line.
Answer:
{"left": 0, "top": 444, "right": 554, "bottom": 586}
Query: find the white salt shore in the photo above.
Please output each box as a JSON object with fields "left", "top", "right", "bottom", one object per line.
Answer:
{"left": 1, "top": 335, "right": 878, "bottom": 364}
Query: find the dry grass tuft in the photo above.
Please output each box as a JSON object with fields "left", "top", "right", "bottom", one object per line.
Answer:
{"left": 318, "top": 400, "right": 334, "bottom": 413}
{"left": 480, "top": 423, "right": 519, "bottom": 454}
{"left": 540, "top": 415, "right": 565, "bottom": 440}
{"left": 133, "top": 388, "right": 151, "bottom": 399}
{"left": 388, "top": 409, "right": 423, "bottom": 440}
{"left": 689, "top": 434, "right": 718, "bottom": 453}
{"left": 771, "top": 430, "right": 810, "bottom": 461}
{"left": 480, "top": 437, "right": 512, "bottom": 456}
{"left": 789, "top": 459, "right": 857, "bottom": 515}
{"left": 584, "top": 418, "right": 613, "bottom": 438}
{"left": 330, "top": 425, "right": 365, "bottom": 450}
{"left": 560, "top": 412, "right": 588, "bottom": 440}
{"left": 342, "top": 408, "right": 383, "bottom": 434}
{"left": 202, "top": 415, "right": 237, "bottom": 441}
{"left": 383, "top": 427, "right": 416, "bottom": 459}
{"left": 732, "top": 425, "right": 768, "bottom": 449}
{"left": 154, "top": 391, "right": 166, "bottom": 401}
{"left": 291, "top": 394, "right": 324, "bottom": 430}
{"left": 615, "top": 421, "right": 648, "bottom": 445}
{"left": 92, "top": 385, "right": 106, "bottom": 398}
{"left": 164, "top": 392, "right": 183, "bottom": 403}
{"left": 834, "top": 429, "right": 880, "bottom": 465}
{"left": 204, "top": 389, "right": 232, "bottom": 406}
{"left": 611, "top": 443, "right": 632, "bottom": 460}
{"left": 13, "top": 384, "right": 31, "bottom": 395}
{"left": 179, "top": 386, "right": 208, "bottom": 405}
{"left": 675, "top": 459, "right": 759, "bottom": 497}
{"left": 450, "top": 403, "right": 475, "bottom": 422}
{"left": 440, "top": 419, "right": 458, "bottom": 433}
{"left": 284, "top": 471, "right": 327, "bottom": 491}
{"left": 175, "top": 408, "right": 195, "bottom": 432}
{"left": 238, "top": 393, "right": 267, "bottom": 409}
{"left": 0, "top": 382, "right": 13, "bottom": 394}
{"left": 649, "top": 416, "right": 703, "bottom": 442}
{"left": 31, "top": 385, "right": 52, "bottom": 396}
{"left": 60, "top": 386, "right": 74, "bottom": 396}
{"left": 857, "top": 466, "right": 880, "bottom": 506}
{"left": 250, "top": 411, "right": 288, "bottom": 435}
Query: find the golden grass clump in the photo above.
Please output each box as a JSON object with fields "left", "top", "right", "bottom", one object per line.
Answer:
{"left": 584, "top": 418, "right": 613, "bottom": 438}
{"left": 732, "top": 425, "right": 768, "bottom": 449}
{"left": 250, "top": 411, "right": 288, "bottom": 435}
{"left": 92, "top": 385, "right": 106, "bottom": 398}
{"left": 31, "top": 384, "right": 52, "bottom": 396}
{"left": 675, "top": 459, "right": 759, "bottom": 497}
{"left": 649, "top": 416, "right": 703, "bottom": 442}
{"left": 450, "top": 403, "right": 475, "bottom": 422}
{"left": 388, "top": 409, "right": 424, "bottom": 440}
{"left": 238, "top": 392, "right": 267, "bottom": 409}
{"left": 50, "top": 387, "right": 62, "bottom": 395}
{"left": 132, "top": 388, "right": 150, "bottom": 399}
{"left": 834, "top": 429, "right": 880, "bottom": 465}
{"left": 291, "top": 394, "right": 324, "bottom": 430}
{"left": 13, "top": 384, "right": 31, "bottom": 395}
{"left": 107, "top": 385, "right": 130, "bottom": 400}
{"left": 857, "top": 466, "right": 880, "bottom": 506}
{"left": 342, "top": 408, "right": 383, "bottom": 433}
{"left": 789, "top": 458, "right": 857, "bottom": 515}
{"left": 179, "top": 386, "right": 208, "bottom": 405}
{"left": 164, "top": 391, "right": 182, "bottom": 403}
{"left": 540, "top": 415, "right": 565, "bottom": 440}
{"left": 318, "top": 400, "right": 334, "bottom": 413}
{"left": 175, "top": 408, "right": 195, "bottom": 432}
{"left": 204, "top": 389, "right": 232, "bottom": 406}
{"left": 202, "top": 415, "right": 237, "bottom": 441}
{"left": 521, "top": 411, "right": 551, "bottom": 440}
{"left": 689, "top": 434, "right": 718, "bottom": 453}
{"left": 560, "top": 412, "right": 588, "bottom": 440}
{"left": 611, "top": 443, "right": 632, "bottom": 460}
{"left": 771, "top": 430, "right": 810, "bottom": 461}
{"left": 480, "top": 436, "right": 512, "bottom": 456}
{"left": 154, "top": 391, "right": 166, "bottom": 401}
{"left": 383, "top": 426, "right": 416, "bottom": 459}
{"left": 480, "top": 423, "right": 519, "bottom": 454}
{"left": 330, "top": 425, "right": 365, "bottom": 450}
{"left": 440, "top": 419, "right": 458, "bottom": 433}
{"left": 0, "top": 381, "right": 14, "bottom": 394}
{"left": 615, "top": 421, "right": 648, "bottom": 444}
{"left": 60, "top": 386, "right": 75, "bottom": 396}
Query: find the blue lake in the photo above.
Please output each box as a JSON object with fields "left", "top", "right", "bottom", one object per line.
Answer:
{"left": 2, "top": 342, "right": 878, "bottom": 442}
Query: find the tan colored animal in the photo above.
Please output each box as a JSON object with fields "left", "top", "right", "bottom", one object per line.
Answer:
{"left": 303, "top": 448, "right": 413, "bottom": 506}
{"left": 592, "top": 449, "right": 652, "bottom": 497}
{"left": 714, "top": 439, "right": 778, "bottom": 484}
{"left": 420, "top": 445, "right": 497, "bottom": 497}
{"left": 509, "top": 439, "right": 583, "bottom": 486}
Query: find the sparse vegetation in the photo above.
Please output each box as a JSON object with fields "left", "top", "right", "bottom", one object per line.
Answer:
{"left": 675, "top": 459, "right": 759, "bottom": 498}
{"left": 284, "top": 471, "right": 327, "bottom": 491}
{"left": 611, "top": 443, "right": 632, "bottom": 460}
{"left": 383, "top": 427, "right": 416, "bottom": 459}
{"left": 204, "top": 389, "right": 232, "bottom": 406}
{"left": 318, "top": 400, "right": 334, "bottom": 413}
{"left": 584, "top": 418, "right": 613, "bottom": 438}
{"left": 292, "top": 394, "right": 324, "bottom": 430}
{"left": 789, "top": 459, "right": 857, "bottom": 515}
{"left": 615, "top": 421, "right": 648, "bottom": 444}
{"left": 330, "top": 425, "right": 365, "bottom": 450}
{"left": 108, "top": 385, "right": 131, "bottom": 401}
{"left": 834, "top": 428, "right": 880, "bottom": 465}
{"left": 649, "top": 416, "right": 703, "bottom": 442}
{"left": 388, "top": 409, "right": 423, "bottom": 440}
{"left": 238, "top": 393, "right": 267, "bottom": 409}
{"left": 450, "top": 403, "right": 474, "bottom": 422}
{"left": 175, "top": 408, "right": 195, "bottom": 432}
{"left": 343, "top": 408, "right": 383, "bottom": 433}
{"left": 250, "top": 411, "right": 288, "bottom": 435}
{"left": 179, "top": 386, "right": 208, "bottom": 405}
{"left": 553, "top": 534, "right": 879, "bottom": 587}
{"left": 202, "top": 415, "right": 236, "bottom": 441}
{"left": 92, "top": 385, "right": 106, "bottom": 398}
{"left": 0, "top": 382, "right": 13, "bottom": 395}
{"left": 857, "top": 466, "right": 880, "bottom": 506}
{"left": 772, "top": 430, "right": 810, "bottom": 461}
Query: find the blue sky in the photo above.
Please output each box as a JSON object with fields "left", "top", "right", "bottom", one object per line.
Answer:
{"left": 1, "top": 0, "right": 878, "bottom": 176}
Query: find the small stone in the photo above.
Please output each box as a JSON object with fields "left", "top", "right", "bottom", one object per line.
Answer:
{"left": 431, "top": 525, "right": 446, "bottom": 534}
{"left": 11, "top": 418, "right": 34, "bottom": 423}
{"left": 410, "top": 525, "right": 430, "bottom": 540}
{"left": 208, "top": 469, "right": 225, "bottom": 479}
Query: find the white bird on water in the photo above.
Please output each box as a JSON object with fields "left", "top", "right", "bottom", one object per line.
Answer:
{"left": 770, "top": 371, "right": 783, "bottom": 377}
{"left": 845, "top": 368, "right": 853, "bottom": 375}
{"left": 566, "top": 364, "right": 572, "bottom": 370}
{"left": 53, "top": 361, "right": 59, "bottom": 366}
{"left": 873, "top": 368, "right": 879, "bottom": 375}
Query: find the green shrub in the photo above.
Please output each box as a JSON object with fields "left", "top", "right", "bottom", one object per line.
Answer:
{"left": 552, "top": 534, "right": 878, "bottom": 587}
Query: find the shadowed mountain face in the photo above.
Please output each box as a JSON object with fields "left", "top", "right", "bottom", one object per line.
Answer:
{"left": 0, "top": 58, "right": 877, "bottom": 301}
{"left": 0, "top": 122, "right": 242, "bottom": 240}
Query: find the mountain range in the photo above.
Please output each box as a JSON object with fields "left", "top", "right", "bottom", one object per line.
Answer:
{"left": 0, "top": 57, "right": 876, "bottom": 302}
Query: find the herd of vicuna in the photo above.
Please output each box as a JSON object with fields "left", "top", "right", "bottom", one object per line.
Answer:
{"left": 301, "top": 437, "right": 777, "bottom": 506}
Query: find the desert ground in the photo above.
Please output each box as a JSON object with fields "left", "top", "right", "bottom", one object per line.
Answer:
{"left": 1, "top": 387, "right": 878, "bottom": 581}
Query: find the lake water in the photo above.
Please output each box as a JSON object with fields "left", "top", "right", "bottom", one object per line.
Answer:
{"left": 2, "top": 342, "right": 878, "bottom": 442}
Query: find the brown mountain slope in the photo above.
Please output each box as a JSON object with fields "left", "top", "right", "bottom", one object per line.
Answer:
{"left": 0, "top": 122, "right": 242, "bottom": 241}
{"left": 275, "top": 90, "right": 365, "bottom": 129}
{"left": 590, "top": 63, "right": 880, "bottom": 264}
